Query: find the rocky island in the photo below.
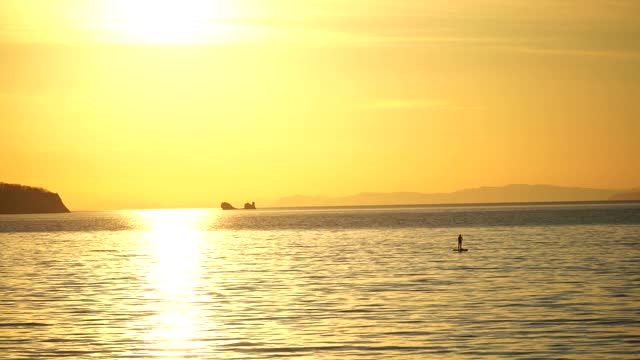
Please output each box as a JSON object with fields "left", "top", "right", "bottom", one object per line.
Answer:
{"left": 0, "top": 183, "right": 70, "bottom": 214}
{"left": 221, "top": 202, "right": 256, "bottom": 210}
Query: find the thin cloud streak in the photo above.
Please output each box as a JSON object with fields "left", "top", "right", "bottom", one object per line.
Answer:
{"left": 360, "top": 100, "right": 481, "bottom": 111}
{"left": 510, "top": 46, "right": 640, "bottom": 59}
{"left": 362, "top": 100, "right": 446, "bottom": 110}
{"left": 269, "top": 27, "right": 640, "bottom": 61}
{"left": 358, "top": 99, "right": 482, "bottom": 111}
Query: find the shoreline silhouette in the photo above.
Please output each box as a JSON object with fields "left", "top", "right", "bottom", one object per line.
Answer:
{"left": 0, "top": 183, "right": 70, "bottom": 214}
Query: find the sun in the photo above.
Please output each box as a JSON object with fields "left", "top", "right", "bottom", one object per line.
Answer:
{"left": 100, "top": 0, "right": 235, "bottom": 44}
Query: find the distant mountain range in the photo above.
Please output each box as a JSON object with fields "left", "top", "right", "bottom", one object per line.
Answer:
{"left": 272, "top": 184, "right": 639, "bottom": 208}
{"left": 609, "top": 188, "right": 640, "bottom": 201}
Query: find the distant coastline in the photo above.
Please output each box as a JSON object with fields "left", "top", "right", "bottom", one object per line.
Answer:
{"left": 271, "top": 184, "right": 640, "bottom": 208}
{"left": 265, "top": 199, "right": 640, "bottom": 211}
{"left": 0, "top": 183, "right": 70, "bottom": 214}
{"left": 610, "top": 188, "right": 640, "bottom": 201}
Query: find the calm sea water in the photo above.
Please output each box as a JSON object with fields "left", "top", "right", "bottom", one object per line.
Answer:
{"left": 1, "top": 203, "right": 639, "bottom": 359}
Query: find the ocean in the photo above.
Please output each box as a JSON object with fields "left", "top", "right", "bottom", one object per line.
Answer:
{"left": 1, "top": 203, "right": 639, "bottom": 359}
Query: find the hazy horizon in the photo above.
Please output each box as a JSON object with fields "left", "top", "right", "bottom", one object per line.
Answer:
{"left": 4, "top": 181, "right": 636, "bottom": 212}
{"left": 3, "top": 178, "right": 638, "bottom": 211}
{"left": 1, "top": 1, "right": 639, "bottom": 210}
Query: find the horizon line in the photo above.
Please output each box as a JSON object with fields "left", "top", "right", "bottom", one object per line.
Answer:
{"left": 32, "top": 199, "right": 640, "bottom": 214}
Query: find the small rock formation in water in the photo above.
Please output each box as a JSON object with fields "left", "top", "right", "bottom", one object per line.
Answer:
{"left": 221, "top": 201, "right": 256, "bottom": 210}
{"left": 221, "top": 202, "right": 236, "bottom": 210}
{"left": 0, "top": 182, "right": 70, "bottom": 214}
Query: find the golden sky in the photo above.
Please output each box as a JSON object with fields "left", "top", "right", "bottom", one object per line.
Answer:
{"left": 1, "top": 0, "right": 639, "bottom": 210}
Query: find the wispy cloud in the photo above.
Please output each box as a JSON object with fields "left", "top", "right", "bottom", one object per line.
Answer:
{"left": 360, "top": 99, "right": 483, "bottom": 112}
{"left": 362, "top": 99, "right": 446, "bottom": 110}
{"left": 236, "top": 25, "right": 516, "bottom": 48}
{"left": 2, "top": 0, "right": 639, "bottom": 63}
{"left": 509, "top": 46, "right": 640, "bottom": 59}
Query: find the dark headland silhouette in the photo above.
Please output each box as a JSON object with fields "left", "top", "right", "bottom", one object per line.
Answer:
{"left": 273, "top": 184, "right": 636, "bottom": 207}
{"left": 0, "top": 183, "right": 70, "bottom": 214}
{"left": 221, "top": 202, "right": 256, "bottom": 210}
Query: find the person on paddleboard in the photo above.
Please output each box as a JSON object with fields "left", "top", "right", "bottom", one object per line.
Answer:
{"left": 457, "top": 234, "right": 463, "bottom": 251}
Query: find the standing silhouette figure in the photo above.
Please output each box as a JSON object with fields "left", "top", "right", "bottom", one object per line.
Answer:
{"left": 458, "top": 234, "right": 463, "bottom": 251}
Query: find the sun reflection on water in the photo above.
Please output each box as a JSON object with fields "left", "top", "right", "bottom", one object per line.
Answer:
{"left": 134, "top": 209, "right": 214, "bottom": 357}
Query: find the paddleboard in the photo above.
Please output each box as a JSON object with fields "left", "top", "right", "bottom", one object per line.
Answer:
{"left": 452, "top": 248, "right": 468, "bottom": 252}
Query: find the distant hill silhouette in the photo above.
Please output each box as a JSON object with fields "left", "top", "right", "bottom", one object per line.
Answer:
{"left": 0, "top": 183, "right": 70, "bottom": 214}
{"left": 273, "top": 184, "right": 621, "bottom": 207}
{"left": 609, "top": 188, "right": 640, "bottom": 201}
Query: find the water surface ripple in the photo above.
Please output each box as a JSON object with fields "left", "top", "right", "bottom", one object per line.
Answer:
{"left": 1, "top": 204, "right": 639, "bottom": 359}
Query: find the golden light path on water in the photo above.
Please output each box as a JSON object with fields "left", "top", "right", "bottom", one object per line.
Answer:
{"left": 134, "top": 209, "right": 215, "bottom": 359}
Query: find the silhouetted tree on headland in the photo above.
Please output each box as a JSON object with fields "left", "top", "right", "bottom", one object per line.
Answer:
{"left": 0, "top": 182, "right": 70, "bottom": 214}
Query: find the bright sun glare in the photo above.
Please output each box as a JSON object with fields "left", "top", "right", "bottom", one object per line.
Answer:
{"left": 101, "top": 0, "right": 234, "bottom": 44}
